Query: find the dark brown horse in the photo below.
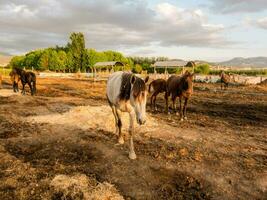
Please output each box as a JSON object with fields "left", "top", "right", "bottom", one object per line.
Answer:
{"left": 148, "top": 79, "right": 166, "bottom": 111}
{"left": 10, "top": 68, "right": 36, "bottom": 95}
{"left": 220, "top": 71, "right": 230, "bottom": 90}
{"left": 165, "top": 71, "right": 194, "bottom": 121}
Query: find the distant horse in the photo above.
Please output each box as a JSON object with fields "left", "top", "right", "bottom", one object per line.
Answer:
{"left": 220, "top": 71, "right": 230, "bottom": 90}
{"left": 10, "top": 68, "right": 36, "bottom": 95}
{"left": 0, "top": 74, "right": 2, "bottom": 89}
{"left": 9, "top": 70, "right": 20, "bottom": 92}
{"left": 148, "top": 79, "right": 166, "bottom": 111}
{"left": 107, "top": 71, "right": 149, "bottom": 159}
{"left": 165, "top": 71, "right": 194, "bottom": 121}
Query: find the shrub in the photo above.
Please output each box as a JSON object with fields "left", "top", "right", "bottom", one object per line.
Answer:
{"left": 195, "top": 64, "right": 210, "bottom": 75}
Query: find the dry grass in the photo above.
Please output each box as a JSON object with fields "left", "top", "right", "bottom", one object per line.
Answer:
{"left": 50, "top": 174, "right": 124, "bottom": 200}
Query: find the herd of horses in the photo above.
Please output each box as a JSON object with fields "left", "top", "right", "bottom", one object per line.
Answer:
{"left": 3, "top": 67, "right": 230, "bottom": 159}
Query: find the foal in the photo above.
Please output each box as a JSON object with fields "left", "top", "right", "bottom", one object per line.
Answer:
{"left": 107, "top": 71, "right": 149, "bottom": 159}
{"left": 165, "top": 71, "right": 194, "bottom": 121}
{"left": 148, "top": 79, "right": 166, "bottom": 111}
{"left": 220, "top": 71, "right": 230, "bottom": 90}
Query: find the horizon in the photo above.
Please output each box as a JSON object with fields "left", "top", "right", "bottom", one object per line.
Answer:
{"left": 0, "top": 0, "right": 267, "bottom": 61}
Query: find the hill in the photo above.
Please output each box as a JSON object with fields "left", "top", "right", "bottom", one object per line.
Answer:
{"left": 0, "top": 55, "right": 12, "bottom": 66}
{"left": 217, "top": 57, "right": 267, "bottom": 68}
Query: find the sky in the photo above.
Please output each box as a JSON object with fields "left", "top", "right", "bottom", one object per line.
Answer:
{"left": 0, "top": 0, "right": 267, "bottom": 61}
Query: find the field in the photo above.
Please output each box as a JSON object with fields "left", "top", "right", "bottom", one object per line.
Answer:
{"left": 0, "top": 76, "right": 266, "bottom": 200}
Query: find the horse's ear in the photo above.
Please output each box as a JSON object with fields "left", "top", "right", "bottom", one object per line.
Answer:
{"left": 144, "top": 76, "right": 149, "bottom": 83}
{"left": 130, "top": 75, "right": 136, "bottom": 84}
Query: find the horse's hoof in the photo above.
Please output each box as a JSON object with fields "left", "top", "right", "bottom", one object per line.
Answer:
{"left": 118, "top": 137, "right": 124, "bottom": 144}
{"left": 180, "top": 118, "right": 184, "bottom": 122}
{"left": 175, "top": 112, "right": 179, "bottom": 116}
{"left": 129, "top": 152, "right": 137, "bottom": 160}
{"left": 184, "top": 117, "right": 188, "bottom": 120}
{"left": 167, "top": 111, "right": 170, "bottom": 115}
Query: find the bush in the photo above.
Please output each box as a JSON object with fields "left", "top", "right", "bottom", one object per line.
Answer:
{"left": 195, "top": 64, "right": 210, "bottom": 75}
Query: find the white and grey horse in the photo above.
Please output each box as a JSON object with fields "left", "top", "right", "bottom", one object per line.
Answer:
{"left": 107, "top": 71, "right": 149, "bottom": 159}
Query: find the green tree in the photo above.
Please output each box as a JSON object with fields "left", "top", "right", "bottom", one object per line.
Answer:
{"left": 195, "top": 64, "right": 210, "bottom": 75}
{"left": 38, "top": 50, "right": 50, "bottom": 71}
{"left": 67, "top": 32, "right": 86, "bottom": 72}
{"left": 9, "top": 55, "right": 25, "bottom": 68}
{"left": 133, "top": 64, "right": 143, "bottom": 73}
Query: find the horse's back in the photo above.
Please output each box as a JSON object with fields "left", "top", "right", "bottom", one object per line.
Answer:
{"left": 107, "top": 71, "right": 127, "bottom": 104}
{"left": 166, "top": 75, "right": 181, "bottom": 92}
{"left": 150, "top": 79, "right": 166, "bottom": 93}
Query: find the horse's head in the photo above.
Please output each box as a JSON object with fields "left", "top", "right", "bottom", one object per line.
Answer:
{"left": 182, "top": 71, "right": 194, "bottom": 92}
{"left": 130, "top": 75, "right": 149, "bottom": 125}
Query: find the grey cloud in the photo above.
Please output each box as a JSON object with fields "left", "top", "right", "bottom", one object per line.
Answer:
{"left": 208, "top": 0, "right": 267, "bottom": 13}
{"left": 0, "top": 0, "right": 231, "bottom": 55}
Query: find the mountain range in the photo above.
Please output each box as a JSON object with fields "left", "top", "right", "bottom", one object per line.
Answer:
{"left": 216, "top": 57, "right": 267, "bottom": 68}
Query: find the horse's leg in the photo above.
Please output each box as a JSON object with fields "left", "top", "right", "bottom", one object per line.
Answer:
{"left": 150, "top": 93, "right": 154, "bottom": 110}
{"left": 21, "top": 83, "right": 25, "bottom": 95}
{"left": 172, "top": 95, "right": 178, "bottom": 115}
{"left": 13, "top": 82, "right": 16, "bottom": 92}
{"left": 179, "top": 96, "right": 183, "bottom": 121}
{"left": 153, "top": 91, "right": 159, "bottom": 111}
{"left": 128, "top": 110, "right": 136, "bottom": 159}
{"left": 115, "top": 108, "right": 124, "bottom": 144}
{"left": 28, "top": 82, "right": 33, "bottom": 96}
{"left": 165, "top": 91, "right": 170, "bottom": 114}
{"left": 110, "top": 105, "right": 120, "bottom": 138}
{"left": 183, "top": 98, "right": 188, "bottom": 120}
{"left": 16, "top": 82, "right": 19, "bottom": 92}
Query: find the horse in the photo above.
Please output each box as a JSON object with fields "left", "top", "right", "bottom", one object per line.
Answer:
{"left": 165, "top": 71, "right": 194, "bottom": 121}
{"left": 10, "top": 68, "right": 36, "bottom": 95}
{"left": 107, "top": 71, "right": 149, "bottom": 159}
{"left": 0, "top": 74, "right": 2, "bottom": 89}
{"left": 9, "top": 70, "right": 20, "bottom": 92}
{"left": 220, "top": 71, "right": 230, "bottom": 90}
{"left": 148, "top": 79, "right": 166, "bottom": 111}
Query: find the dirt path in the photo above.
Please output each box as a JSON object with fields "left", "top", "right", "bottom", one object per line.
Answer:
{"left": 0, "top": 77, "right": 266, "bottom": 199}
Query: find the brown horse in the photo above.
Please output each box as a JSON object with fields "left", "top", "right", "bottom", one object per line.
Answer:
{"left": 10, "top": 68, "right": 36, "bottom": 95}
{"left": 148, "top": 79, "right": 166, "bottom": 111}
{"left": 9, "top": 70, "right": 21, "bottom": 92}
{"left": 165, "top": 71, "right": 194, "bottom": 121}
{"left": 220, "top": 71, "right": 230, "bottom": 90}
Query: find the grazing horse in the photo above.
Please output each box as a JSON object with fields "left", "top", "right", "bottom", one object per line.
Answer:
{"left": 148, "top": 79, "right": 166, "bottom": 111}
{"left": 107, "top": 71, "right": 149, "bottom": 159}
{"left": 220, "top": 71, "right": 230, "bottom": 90}
{"left": 10, "top": 68, "right": 36, "bottom": 95}
{"left": 165, "top": 71, "right": 194, "bottom": 121}
{"left": 9, "top": 70, "right": 20, "bottom": 92}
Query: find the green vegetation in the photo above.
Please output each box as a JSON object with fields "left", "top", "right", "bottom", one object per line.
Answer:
{"left": 0, "top": 67, "right": 12, "bottom": 76}
{"left": 8, "top": 33, "right": 133, "bottom": 72}
{"left": 195, "top": 64, "right": 210, "bottom": 75}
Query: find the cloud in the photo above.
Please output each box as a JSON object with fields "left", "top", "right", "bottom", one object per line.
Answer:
{"left": 243, "top": 16, "right": 267, "bottom": 30}
{"left": 207, "top": 0, "right": 267, "bottom": 13}
{"left": 256, "top": 17, "right": 267, "bottom": 29}
{"left": 0, "top": 0, "right": 231, "bottom": 55}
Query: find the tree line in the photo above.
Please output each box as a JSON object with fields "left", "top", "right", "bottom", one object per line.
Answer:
{"left": 8, "top": 32, "right": 171, "bottom": 73}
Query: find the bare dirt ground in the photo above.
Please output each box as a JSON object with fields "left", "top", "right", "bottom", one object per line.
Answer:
{"left": 0, "top": 76, "right": 266, "bottom": 200}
